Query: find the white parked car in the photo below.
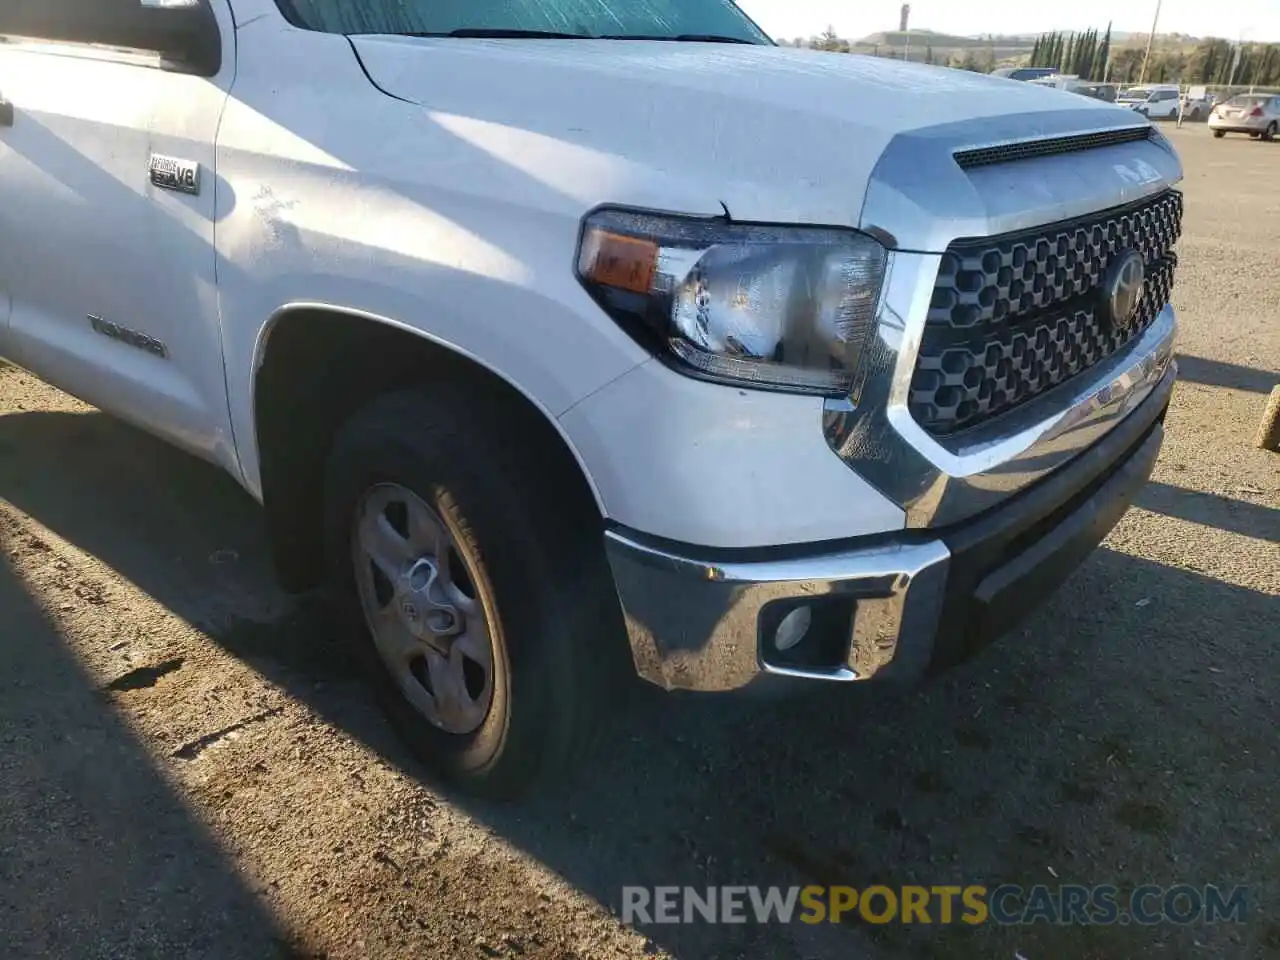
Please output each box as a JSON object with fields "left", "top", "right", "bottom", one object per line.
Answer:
{"left": 0, "top": 0, "right": 1183, "bottom": 796}
{"left": 1119, "top": 85, "right": 1182, "bottom": 119}
{"left": 1209, "top": 94, "right": 1280, "bottom": 140}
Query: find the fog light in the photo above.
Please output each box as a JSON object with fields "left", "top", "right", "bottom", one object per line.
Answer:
{"left": 774, "top": 605, "right": 813, "bottom": 652}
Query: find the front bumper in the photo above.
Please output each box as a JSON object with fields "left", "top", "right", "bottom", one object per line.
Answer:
{"left": 605, "top": 363, "right": 1174, "bottom": 693}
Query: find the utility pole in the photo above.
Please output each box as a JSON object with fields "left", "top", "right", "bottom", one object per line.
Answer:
{"left": 1242, "top": 27, "right": 1259, "bottom": 92}
{"left": 1138, "top": 0, "right": 1163, "bottom": 84}
{"left": 1228, "top": 34, "right": 1244, "bottom": 87}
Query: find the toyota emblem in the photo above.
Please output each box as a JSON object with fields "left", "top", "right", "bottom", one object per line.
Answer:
{"left": 1101, "top": 250, "right": 1146, "bottom": 332}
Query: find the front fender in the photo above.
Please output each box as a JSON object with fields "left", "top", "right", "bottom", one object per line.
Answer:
{"left": 215, "top": 22, "right": 654, "bottom": 496}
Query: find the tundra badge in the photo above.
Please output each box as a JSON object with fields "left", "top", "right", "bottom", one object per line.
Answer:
{"left": 149, "top": 154, "right": 201, "bottom": 196}
{"left": 89, "top": 315, "right": 169, "bottom": 359}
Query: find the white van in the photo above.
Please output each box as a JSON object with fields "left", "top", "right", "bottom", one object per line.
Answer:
{"left": 1118, "top": 84, "right": 1182, "bottom": 119}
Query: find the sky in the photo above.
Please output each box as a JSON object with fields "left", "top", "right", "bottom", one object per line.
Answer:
{"left": 735, "top": 0, "right": 1280, "bottom": 45}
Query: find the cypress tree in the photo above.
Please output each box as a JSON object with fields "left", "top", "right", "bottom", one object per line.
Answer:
{"left": 1082, "top": 29, "right": 1097, "bottom": 77}
{"left": 1096, "top": 24, "right": 1112, "bottom": 81}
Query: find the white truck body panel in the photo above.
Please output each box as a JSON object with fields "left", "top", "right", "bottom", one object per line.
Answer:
{"left": 214, "top": 18, "right": 652, "bottom": 506}
{"left": 559, "top": 359, "right": 905, "bottom": 547}
{"left": 349, "top": 33, "right": 1108, "bottom": 229}
{"left": 0, "top": 0, "right": 240, "bottom": 474}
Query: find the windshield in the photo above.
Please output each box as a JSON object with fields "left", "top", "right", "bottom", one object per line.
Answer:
{"left": 1120, "top": 87, "right": 1153, "bottom": 100}
{"left": 1226, "top": 95, "right": 1267, "bottom": 107}
{"left": 276, "top": 0, "right": 770, "bottom": 42}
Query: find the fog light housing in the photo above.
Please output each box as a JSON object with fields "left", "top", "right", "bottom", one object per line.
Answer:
{"left": 759, "top": 596, "right": 857, "bottom": 671}
{"left": 774, "top": 605, "right": 812, "bottom": 651}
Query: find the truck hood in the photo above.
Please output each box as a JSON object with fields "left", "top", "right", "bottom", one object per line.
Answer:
{"left": 350, "top": 38, "right": 1176, "bottom": 245}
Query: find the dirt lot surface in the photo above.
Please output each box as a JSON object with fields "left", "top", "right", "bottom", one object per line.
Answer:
{"left": 2, "top": 124, "right": 1278, "bottom": 960}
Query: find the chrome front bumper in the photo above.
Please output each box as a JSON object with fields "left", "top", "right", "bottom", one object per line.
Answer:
{"left": 605, "top": 533, "right": 950, "bottom": 692}
{"left": 606, "top": 309, "right": 1177, "bottom": 693}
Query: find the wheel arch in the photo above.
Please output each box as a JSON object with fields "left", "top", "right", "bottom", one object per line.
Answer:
{"left": 250, "top": 302, "right": 606, "bottom": 592}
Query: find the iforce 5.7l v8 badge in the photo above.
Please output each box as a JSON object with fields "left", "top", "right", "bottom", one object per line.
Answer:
{"left": 149, "top": 154, "right": 201, "bottom": 196}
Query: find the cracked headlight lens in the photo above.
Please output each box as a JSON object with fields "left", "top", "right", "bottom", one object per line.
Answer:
{"left": 576, "top": 208, "right": 887, "bottom": 396}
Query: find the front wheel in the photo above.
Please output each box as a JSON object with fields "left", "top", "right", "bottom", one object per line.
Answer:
{"left": 323, "top": 385, "right": 624, "bottom": 798}
{"left": 1213, "top": 130, "right": 1227, "bottom": 138}
{"left": 1264, "top": 122, "right": 1278, "bottom": 142}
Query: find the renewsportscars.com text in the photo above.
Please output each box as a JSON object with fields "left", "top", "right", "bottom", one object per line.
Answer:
{"left": 621, "top": 884, "right": 1248, "bottom": 926}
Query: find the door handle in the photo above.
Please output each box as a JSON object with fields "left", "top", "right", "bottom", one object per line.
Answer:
{"left": 0, "top": 99, "right": 12, "bottom": 127}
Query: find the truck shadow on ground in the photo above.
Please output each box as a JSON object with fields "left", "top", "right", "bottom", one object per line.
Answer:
{"left": 0, "top": 546, "right": 290, "bottom": 958}
{"left": 1175, "top": 354, "right": 1279, "bottom": 395}
{"left": 0, "top": 407, "right": 1276, "bottom": 958}
{"left": 1136, "top": 480, "right": 1280, "bottom": 543}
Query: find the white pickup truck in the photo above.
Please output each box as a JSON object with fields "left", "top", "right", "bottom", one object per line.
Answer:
{"left": 0, "top": 0, "right": 1182, "bottom": 796}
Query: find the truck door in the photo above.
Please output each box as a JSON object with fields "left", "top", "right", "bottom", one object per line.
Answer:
{"left": 0, "top": 0, "right": 240, "bottom": 475}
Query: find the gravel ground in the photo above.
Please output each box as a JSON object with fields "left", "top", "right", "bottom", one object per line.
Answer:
{"left": 1, "top": 123, "right": 1277, "bottom": 960}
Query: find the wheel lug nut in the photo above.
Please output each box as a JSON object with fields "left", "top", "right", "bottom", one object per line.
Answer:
{"left": 428, "top": 611, "right": 457, "bottom": 633}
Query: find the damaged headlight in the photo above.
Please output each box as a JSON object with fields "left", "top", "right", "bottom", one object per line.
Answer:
{"left": 576, "top": 209, "right": 888, "bottom": 396}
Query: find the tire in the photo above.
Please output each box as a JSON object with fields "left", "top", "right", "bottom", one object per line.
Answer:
{"left": 1257, "top": 387, "right": 1280, "bottom": 452}
{"left": 1213, "top": 130, "right": 1226, "bottom": 138}
{"left": 323, "top": 384, "right": 626, "bottom": 798}
{"left": 1264, "top": 122, "right": 1278, "bottom": 142}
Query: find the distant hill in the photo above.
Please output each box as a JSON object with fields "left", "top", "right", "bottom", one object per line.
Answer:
{"left": 856, "top": 30, "right": 992, "bottom": 50}
{"left": 855, "top": 30, "right": 1187, "bottom": 49}
{"left": 838, "top": 28, "right": 1240, "bottom": 68}
{"left": 850, "top": 29, "right": 1032, "bottom": 63}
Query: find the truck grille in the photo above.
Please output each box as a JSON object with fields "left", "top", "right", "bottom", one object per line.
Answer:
{"left": 909, "top": 190, "right": 1182, "bottom": 436}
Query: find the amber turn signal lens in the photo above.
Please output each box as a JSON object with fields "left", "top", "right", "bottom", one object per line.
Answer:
{"left": 582, "top": 229, "right": 659, "bottom": 294}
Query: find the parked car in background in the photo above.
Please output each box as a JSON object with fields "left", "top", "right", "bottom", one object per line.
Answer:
{"left": 1209, "top": 94, "right": 1280, "bottom": 139}
{"left": 1119, "top": 85, "right": 1182, "bottom": 119}
{"left": 1028, "top": 75, "right": 1117, "bottom": 102}
{"left": 1180, "top": 87, "right": 1215, "bottom": 120}
{"left": 991, "top": 66, "right": 1058, "bottom": 82}
{"left": 1075, "top": 82, "right": 1118, "bottom": 103}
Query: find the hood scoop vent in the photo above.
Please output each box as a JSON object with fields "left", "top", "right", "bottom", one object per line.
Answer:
{"left": 954, "top": 126, "right": 1155, "bottom": 170}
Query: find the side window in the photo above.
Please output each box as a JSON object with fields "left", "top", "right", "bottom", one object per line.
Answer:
{"left": 0, "top": 0, "right": 149, "bottom": 47}
{"left": 0, "top": 0, "right": 221, "bottom": 76}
